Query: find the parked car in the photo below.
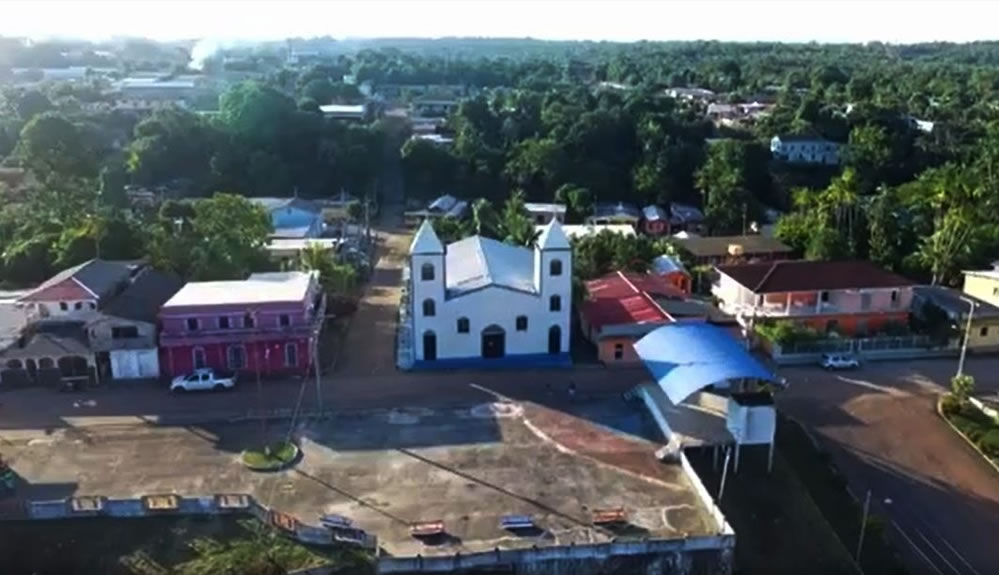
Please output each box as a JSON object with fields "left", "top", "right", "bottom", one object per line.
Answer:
{"left": 820, "top": 353, "right": 860, "bottom": 370}
{"left": 170, "top": 368, "right": 236, "bottom": 392}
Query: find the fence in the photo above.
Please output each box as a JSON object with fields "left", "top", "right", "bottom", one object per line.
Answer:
{"left": 768, "top": 334, "right": 956, "bottom": 365}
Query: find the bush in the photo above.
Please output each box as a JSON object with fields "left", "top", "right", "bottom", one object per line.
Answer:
{"left": 241, "top": 441, "right": 299, "bottom": 471}
{"left": 755, "top": 321, "right": 825, "bottom": 345}
{"left": 950, "top": 374, "right": 976, "bottom": 402}
{"left": 978, "top": 429, "right": 999, "bottom": 457}
{"left": 940, "top": 393, "right": 961, "bottom": 415}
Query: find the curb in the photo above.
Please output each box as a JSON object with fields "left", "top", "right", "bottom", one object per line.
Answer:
{"left": 936, "top": 394, "right": 999, "bottom": 475}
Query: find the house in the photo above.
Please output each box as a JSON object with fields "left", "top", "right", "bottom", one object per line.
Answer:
{"left": 88, "top": 268, "right": 185, "bottom": 380}
{"left": 524, "top": 203, "right": 566, "bottom": 225}
{"left": 651, "top": 255, "right": 692, "bottom": 295}
{"left": 665, "top": 87, "right": 716, "bottom": 102}
{"left": 16, "top": 259, "right": 137, "bottom": 319}
{"left": 250, "top": 197, "right": 324, "bottom": 239}
{"left": 403, "top": 195, "right": 468, "bottom": 226}
{"left": 113, "top": 77, "right": 205, "bottom": 111}
{"left": 158, "top": 271, "right": 326, "bottom": 378}
{"left": 670, "top": 203, "right": 706, "bottom": 234}
{"left": 913, "top": 285, "right": 999, "bottom": 352}
{"left": 0, "top": 320, "right": 94, "bottom": 388}
{"left": 412, "top": 97, "right": 459, "bottom": 118}
{"left": 961, "top": 266, "right": 999, "bottom": 308}
{"left": 641, "top": 205, "right": 670, "bottom": 236}
{"left": 549, "top": 224, "right": 637, "bottom": 241}
{"left": 712, "top": 260, "right": 915, "bottom": 335}
{"left": 770, "top": 135, "right": 841, "bottom": 165}
{"left": 319, "top": 103, "right": 368, "bottom": 121}
{"left": 409, "top": 219, "right": 571, "bottom": 366}
{"left": 580, "top": 271, "right": 689, "bottom": 365}
{"left": 586, "top": 202, "right": 641, "bottom": 227}
{"left": 267, "top": 238, "right": 344, "bottom": 268}
{"left": 672, "top": 235, "right": 792, "bottom": 266}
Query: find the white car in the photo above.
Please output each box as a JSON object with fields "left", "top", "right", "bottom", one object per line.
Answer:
{"left": 820, "top": 353, "right": 860, "bottom": 370}
{"left": 170, "top": 368, "right": 236, "bottom": 392}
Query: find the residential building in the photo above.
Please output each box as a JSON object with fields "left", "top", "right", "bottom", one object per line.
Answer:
{"left": 651, "top": 255, "right": 692, "bottom": 295}
{"left": 770, "top": 135, "right": 841, "bottom": 165}
{"left": 409, "top": 219, "right": 571, "bottom": 366}
{"left": 962, "top": 266, "right": 999, "bottom": 308}
{"left": 673, "top": 235, "right": 793, "bottom": 266}
{"left": 913, "top": 285, "right": 999, "bottom": 352}
{"left": 250, "top": 197, "right": 324, "bottom": 239}
{"left": 16, "top": 259, "right": 137, "bottom": 319}
{"left": 319, "top": 103, "right": 368, "bottom": 121}
{"left": 586, "top": 202, "right": 641, "bottom": 226}
{"left": 713, "top": 260, "right": 915, "bottom": 335}
{"left": 158, "top": 271, "right": 325, "bottom": 378}
{"left": 641, "top": 205, "right": 670, "bottom": 236}
{"left": 670, "top": 203, "right": 706, "bottom": 234}
{"left": 267, "top": 238, "right": 344, "bottom": 268}
{"left": 665, "top": 87, "right": 716, "bottom": 102}
{"left": 0, "top": 320, "right": 94, "bottom": 388}
{"left": 524, "top": 203, "right": 566, "bottom": 225}
{"left": 88, "top": 268, "right": 185, "bottom": 380}
{"left": 547, "top": 224, "right": 637, "bottom": 241}
{"left": 412, "top": 97, "right": 459, "bottom": 118}
{"left": 403, "top": 194, "right": 468, "bottom": 226}
{"left": 580, "top": 271, "right": 688, "bottom": 365}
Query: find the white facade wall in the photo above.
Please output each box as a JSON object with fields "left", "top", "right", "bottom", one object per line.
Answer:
{"left": 110, "top": 349, "right": 160, "bottom": 379}
{"left": 32, "top": 299, "right": 98, "bottom": 318}
{"left": 414, "top": 285, "right": 570, "bottom": 360}
{"left": 410, "top": 246, "right": 571, "bottom": 361}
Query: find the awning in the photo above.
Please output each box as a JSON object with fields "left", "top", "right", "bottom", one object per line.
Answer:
{"left": 634, "top": 323, "right": 777, "bottom": 404}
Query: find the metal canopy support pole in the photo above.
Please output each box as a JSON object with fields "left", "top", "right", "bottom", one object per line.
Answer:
{"left": 734, "top": 441, "right": 741, "bottom": 474}
{"left": 768, "top": 440, "right": 775, "bottom": 474}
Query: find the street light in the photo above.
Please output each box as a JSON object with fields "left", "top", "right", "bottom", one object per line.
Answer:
{"left": 957, "top": 296, "right": 978, "bottom": 377}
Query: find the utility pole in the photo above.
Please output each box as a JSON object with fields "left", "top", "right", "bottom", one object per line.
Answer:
{"left": 741, "top": 203, "right": 747, "bottom": 236}
{"left": 957, "top": 296, "right": 977, "bottom": 377}
{"left": 313, "top": 330, "right": 323, "bottom": 412}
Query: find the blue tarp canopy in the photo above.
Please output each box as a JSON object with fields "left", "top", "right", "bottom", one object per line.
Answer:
{"left": 634, "top": 323, "right": 778, "bottom": 405}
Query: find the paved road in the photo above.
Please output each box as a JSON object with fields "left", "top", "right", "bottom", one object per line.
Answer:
{"left": 779, "top": 358, "right": 999, "bottom": 575}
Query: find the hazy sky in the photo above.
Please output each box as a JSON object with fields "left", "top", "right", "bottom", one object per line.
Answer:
{"left": 2, "top": 0, "right": 996, "bottom": 44}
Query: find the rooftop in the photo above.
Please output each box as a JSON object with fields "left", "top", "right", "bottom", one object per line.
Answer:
{"left": 652, "top": 255, "right": 688, "bottom": 276}
{"left": 446, "top": 236, "right": 536, "bottom": 296}
{"left": 523, "top": 202, "right": 567, "bottom": 215}
{"left": 162, "top": 271, "right": 315, "bottom": 309}
{"left": 102, "top": 268, "right": 185, "bottom": 324}
{"left": 673, "top": 235, "right": 791, "bottom": 258}
{"left": 590, "top": 202, "right": 642, "bottom": 221}
{"left": 642, "top": 205, "right": 668, "bottom": 221}
{"left": 964, "top": 268, "right": 999, "bottom": 281}
{"left": 535, "top": 219, "right": 570, "bottom": 250}
{"left": 914, "top": 285, "right": 999, "bottom": 319}
{"left": 250, "top": 197, "right": 321, "bottom": 214}
{"left": 773, "top": 133, "right": 836, "bottom": 143}
{"left": 18, "top": 259, "right": 136, "bottom": 303}
{"left": 717, "top": 260, "right": 916, "bottom": 294}
{"left": 582, "top": 272, "right": 686, "bottom": 333}
{"left": 319, "top": 104, "right": 366, "bottom": 116}
{"left": 556, "top": 224, "right": 637, "bottom": 240}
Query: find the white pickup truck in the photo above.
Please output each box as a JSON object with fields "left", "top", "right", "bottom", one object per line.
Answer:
{"left": 170, "top": 368, "right": 237, "bottom": 392}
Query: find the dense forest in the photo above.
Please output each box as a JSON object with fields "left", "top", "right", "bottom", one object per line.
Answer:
{"left": 2, "top": 38, "right": 999, "bottom": 287}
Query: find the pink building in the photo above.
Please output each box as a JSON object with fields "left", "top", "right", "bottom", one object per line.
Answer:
{"left": 158, "top": 272, "right": 325, "bottom": 378}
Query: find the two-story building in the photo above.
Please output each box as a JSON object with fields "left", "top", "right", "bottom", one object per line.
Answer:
{"left": 713, "top": 260, "right": 915, "bottom": 336}
{"left": 673, "top": 235, "right": 793, "bottom": 266}
{"left": 158, "top": 271, "right": 325, "bottom": 378}
{"left": 770, "top": 135, "right": 841, "bottom": 165}
{"left": 250, "top": 197, "right": 324, "bottom": 239}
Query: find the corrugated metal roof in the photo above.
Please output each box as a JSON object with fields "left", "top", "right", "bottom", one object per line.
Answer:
{"left": 652, "top": 255, "right": 687, "bottom": 276}
{"left": 445, "top": 236, "right": 536, "bottom": 297}
{"left": 635, "top": 323, "right": 777, "bottom": 405}
{"left": 717, "top": 260, "right": 914, "bottom": 293}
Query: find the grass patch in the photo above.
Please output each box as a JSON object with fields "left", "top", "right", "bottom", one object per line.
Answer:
{"left": 940, "top": 394, "right": 999, "bottom": 467}
{"left": 241, "top": 441, "right": 299, "bottom": 471}
{"left": 0, "top": 515, "right": 373, "bottom": 575}
{"left": 776, "top": 415, "right": 908, "bottom": 575}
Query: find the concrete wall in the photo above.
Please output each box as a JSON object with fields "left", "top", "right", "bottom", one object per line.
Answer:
{"left": 377, "top": 537, "right": 734, "bottom": 574}
{"left": 89, "top": 318, "right": 157, "bottom": 352}
{"left": 596, "top": 336, "right": 642, "bottom": 365}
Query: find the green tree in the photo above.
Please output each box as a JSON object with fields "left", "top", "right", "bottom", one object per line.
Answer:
{"left": 867, "top": 188, "right": 902, "bottom": 271}
{"left": 17, "top": 112, "right": 96, "bottom": 179}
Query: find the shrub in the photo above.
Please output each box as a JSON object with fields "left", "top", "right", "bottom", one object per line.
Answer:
{"left": 940, "top": 393, "right": 961, "bottom": 415}
{"left": 978, "top": 429, "right": 999, "bottom": 457}
{"left": 950, "top": 374, "right": 975, "bottom": 402}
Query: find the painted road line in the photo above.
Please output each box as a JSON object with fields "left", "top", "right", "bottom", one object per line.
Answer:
{"left": 913, "top": 526, "right": 961, "bottom": 575}
{"left": 891, "top": 520, "right": 946, "bottom": 575}
{"left": 913, "top": 514, "right": 982, "bottom": 575}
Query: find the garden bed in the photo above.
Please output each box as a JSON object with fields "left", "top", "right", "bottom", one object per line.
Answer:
{"left": 240, "top": 441, "right": 300, "bottom": 471}
{"left": 939, "top": 394, "right": 999, "bottom": 470}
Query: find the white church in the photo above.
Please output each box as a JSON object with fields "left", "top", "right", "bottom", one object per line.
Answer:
{"left": 409, "top": 218, "right": 573, "bottom": 367}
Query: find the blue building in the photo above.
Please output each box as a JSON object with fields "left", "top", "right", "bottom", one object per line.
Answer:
{"left": 251, "top": 198, "right": 324, "bottom": 239}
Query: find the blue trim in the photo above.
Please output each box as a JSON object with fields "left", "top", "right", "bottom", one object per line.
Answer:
{"left": 413, "top": 352, "right": 572, "bottom": 370}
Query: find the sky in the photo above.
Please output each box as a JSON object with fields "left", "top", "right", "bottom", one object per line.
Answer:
{"left": 1, "top": 0, "right": 996, "bottom": 44}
